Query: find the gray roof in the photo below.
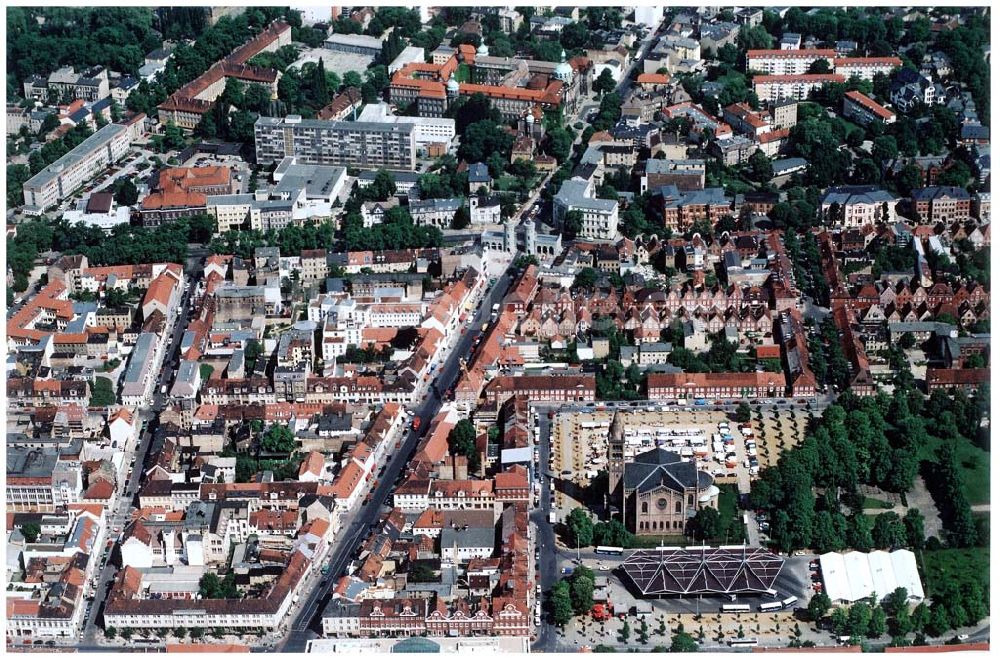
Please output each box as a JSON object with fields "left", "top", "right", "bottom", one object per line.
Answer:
{"left": 441, "top": 525, "right": 495, "bottom": 550}
{"left": 23, "top": 123, "right": 126, "bottom": 190}
{"left": 123, "top": 332, "right": 157, "bottom": 387}
{"left": 256, "top": 115, "right": 414, "bottom": 136}
{"left": 772, "top": 157, "right": 807, "bottom": 174}
{"left": 621, "top": 448, "right": 713, "bottom": 494}
{"left": 7, "top": 446, "right": 58, "bottom": 478}
{"left": 357, "top": 170, "right": 420, "bottom": 184}
{"left": 274, "top": 163, "right": 345, "bottom": 199}
{"left": 645, "top": 158, "right": 705, "bottom": 175}
{"left": 911, "top": 186, "right": 971, "bottom": 201}
{"left": 410, "top": 197, "right": 463, "bottom": 214}
{"left": 468, "top": 162, "right": 491, "bottom": 182}
{"left": 325, "top": 33, "right": 384, "bottom": 49}
{"left": 821, "top": 185, "right": 896, "bottom": 206}
{"left": 554, "top": 179, "right": 618, "bottom": 213}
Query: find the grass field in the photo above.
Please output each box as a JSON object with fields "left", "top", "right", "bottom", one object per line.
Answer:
{"left": 862, "top": 497, "right": 894, "bottom": 510}
{"left": 920, "top": 547, "right": 990, "bottom": 598}
{"left": 918, "top": 436, "right": 990, "bottom": 505}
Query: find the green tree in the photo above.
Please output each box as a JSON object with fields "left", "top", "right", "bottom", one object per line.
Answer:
{"left": 748, "top": 150, "right": 774, "bottom": 183}
{"left": 113, "top": 178, "right": 139, "bottom": 206}
{"left": 565, "top": 507, "right": 594, "bottom": 548}
{"left": 104, "top": 627, "right": 117, "bottom": 639}
{"left": 545, "top": 127, "right": 574, "bottom": 161}
{"left": 89, "top": 376, "right": 117, "bottom": 407}
{"left": 20, "top": 522, "right": 41, "bottom": 542}
{"left": 573, "top": 266, "right": 598, "bottom": 289}
{"left": 368, "top": 169, "right": 398, "bottom": 201}
{"left": 569, "top": 566, "right": 595, "bottom": 615}
{"left": 261, "top": 424, "right": 296, "bottom": 454}
{"left": 688, "top": 507, "right": 721, "bottom": 541}
{"left": 848, "top": 602, "right": 873, "bottom": 638}
{"left": 549, "top": 580, "right": 573, "bottom": 627}
{"left": 562, "top": 210, "right": 584, "bottom": 239}
{"left": 902, "top": 509, "right": 924, "bottom": 548}
{"left": 735, "top": 402, "right": 752, "bottom": 423}
{"left": 671, "top": 625, "right": 700, "bottom": 652}
{"left": 448, "top": 419, "right": 480, "bottom": 471}
{"left": 593, "top": 68, "right": 617, "bottom": 96}
{"left": 808, "top": 592, "right": 832, "bottom": 622}
{"left": 869, "top": 607, "right": 888, "bottom": 638}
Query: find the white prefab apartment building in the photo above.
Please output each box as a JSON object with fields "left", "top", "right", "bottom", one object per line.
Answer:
{"left": 753, "top": 74, "right": 845, "bottom": 103}
{"left": 254, "top": 115, "right": 417, "bottom": 170}
{"left": 833, "top": 57, "right": 903, "bottom": 81}
{"left": 746, "top": 49, "right": 836, "bottom": 75}
{"left": 21, "top": 116, "right": 146, "bottom": 213}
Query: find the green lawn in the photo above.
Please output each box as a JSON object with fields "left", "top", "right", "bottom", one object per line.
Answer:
{"left": 862, "top": 497, "right": 894, "bottom": 510}
{"left": 920, "top": 547, "right": 990, "bottom": 598}
{"left": 455, "top": 63, "right": 471, "bottom": 83}
{"left": 918, "top": 436, "right": 990, "bottom": 505}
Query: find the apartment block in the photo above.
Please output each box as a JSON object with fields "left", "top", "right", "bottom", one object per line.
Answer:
{"left": 254, "top": 115, "right": 417, "bottom": 170}
{"left": 21, "top": 116, "right": 146, "bottom": 213}
{"left": 753, "top": 74, "right": 845, "bottom": 103}
{"left": 833, "top": 57, "right": 902, "bottom": 81}
{"left": 746, "top": 49, "right": 836, "bottom": 75}
{"left": 843, "top": 90, "right": 897, "bottom": 125}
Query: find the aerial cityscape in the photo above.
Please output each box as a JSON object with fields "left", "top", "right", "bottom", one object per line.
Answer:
{"left": 3, "top": 4, "right": 991, "bottom": 654}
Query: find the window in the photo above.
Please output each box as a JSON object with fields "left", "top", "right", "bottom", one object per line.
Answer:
{"left": 675, "top": 501, "right": 681, "bottom": 514}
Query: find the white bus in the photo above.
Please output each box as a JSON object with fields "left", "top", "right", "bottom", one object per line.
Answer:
{"left": 759, "top": 601, "right": 783, "bottom": 613}
{"left": 721, "top": 604, "right": 751, "bottom": 613}
{"left": 782, "top": 596, "right": 799, "bottom": 608}
{"left": 729, "top": 638, "right": 759, "bottom": 647}
{"left": 595, "top": 545, "right": 625, "bottom": 556}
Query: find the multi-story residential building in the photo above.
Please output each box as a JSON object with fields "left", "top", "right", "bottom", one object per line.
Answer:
{"left": 21, "top": 115, "right": 146, "bottom": 213}
{"left": 833, "top": 57, "right": 902, "bottom": 81}
{"left": 553, "top": 178, "right": 619, "bottom": 240}
{"left": 157, "top": 21, "right": 290, "bottom": 129}
{"left": 843, "top": 90, "right": 897, "bottom": 125}
{"left": 121, "top": 332, "right": 162, "bottom": 406}
{"left": 746, "top": 49, "right": 836, "bottom": 75}
{"left": 820, "top": 186, "right": 898, "bottom": 227}
{"left": 254, "top": 115, "right": 418, "bottom": 170}
{"left": 23, "top": 66, "right": 111, "bottom": 102}
{"left": 911, "top": 186, "right": 973, "bottom": 223}
{"left": 753, "top": 74, "right": 845, "bottom": 103}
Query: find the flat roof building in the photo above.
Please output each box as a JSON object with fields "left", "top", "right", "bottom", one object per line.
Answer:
{"left": 254, "top": 115, "right": 417, "bottom": 171}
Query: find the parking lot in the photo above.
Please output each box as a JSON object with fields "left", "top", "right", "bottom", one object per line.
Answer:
{"left": 290, "top": 47, "right": 374, "bottom": 77}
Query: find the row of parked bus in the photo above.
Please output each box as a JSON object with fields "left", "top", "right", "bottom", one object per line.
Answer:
{"left": 719, "top": 595, "right": 797, "bottom": 614}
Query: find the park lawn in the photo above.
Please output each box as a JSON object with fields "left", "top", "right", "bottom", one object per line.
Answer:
{"left": 455, "top": 63, "right": 471, "bottom": 82}
{"left": 862, "top": 497, "right": 894, "bottom": 510}
{"left": 920, "top": 546, "right": 990, "bottom": 598}
{"left": 918, "top": 435, "right": 990, "bottom": 505}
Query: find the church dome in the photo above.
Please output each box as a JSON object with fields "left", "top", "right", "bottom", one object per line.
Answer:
{"left": 477, "top": 41, "right": 489, "bottom": 56}
{"left": 446, "top": 74, "right": 460, "bottom": 93}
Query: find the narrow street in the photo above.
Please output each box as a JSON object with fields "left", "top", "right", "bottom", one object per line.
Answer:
{"left": 278, "top": 266, "right": 516, "bottom": 652}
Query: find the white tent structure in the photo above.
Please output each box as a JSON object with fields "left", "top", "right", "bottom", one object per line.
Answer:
{"left": 820, "top": 550, "right": 925, "bottom": 603}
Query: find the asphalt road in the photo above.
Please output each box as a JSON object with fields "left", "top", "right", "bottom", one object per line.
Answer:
{"left": 278, "top": 267, "right": 516, "bottom": 652}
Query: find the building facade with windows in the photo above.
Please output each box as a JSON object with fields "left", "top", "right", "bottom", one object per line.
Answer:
{"left": 254, "top": 116, "right": 417, "bottom": 170}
